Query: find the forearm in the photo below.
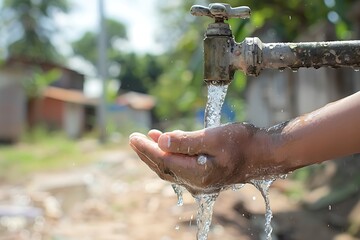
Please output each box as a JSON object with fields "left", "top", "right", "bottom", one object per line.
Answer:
{"left": 274, "top": 91, "right": 360, "bottom": 171}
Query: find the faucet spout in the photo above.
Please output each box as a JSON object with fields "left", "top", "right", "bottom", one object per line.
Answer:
{"left": 191, "top": 3, "right": 251, "bottom": 85}
{"left": 203, "top": 22, "right": 234, "bottom": 85}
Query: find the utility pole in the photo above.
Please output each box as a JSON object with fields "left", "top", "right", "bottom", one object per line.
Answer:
{"left": 97, "top": 0, "right": 107, "bottom": 143}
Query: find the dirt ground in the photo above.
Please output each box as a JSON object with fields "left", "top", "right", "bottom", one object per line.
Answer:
{"left": 0, "top": 141, "right": 359, "bottom": 240}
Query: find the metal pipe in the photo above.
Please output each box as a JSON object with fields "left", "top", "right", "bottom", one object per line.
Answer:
{"left": 97, "top": 0, "right": 107, "bottom": 143}
{"left": 261, "top": 40, "right": 360, "bottom": 71}
{"left": 230, "top": 38, "right": 360, "bottom": 77}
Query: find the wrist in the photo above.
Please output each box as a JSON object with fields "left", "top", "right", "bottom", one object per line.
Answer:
{"left": 268, "top": 122, "right": 308, "bottom": 175}
{"left": 242, "top": 127, "right": 286, "bottom": 180}
{"left": 254, "top": 121, "right": 295, "bottom": 177}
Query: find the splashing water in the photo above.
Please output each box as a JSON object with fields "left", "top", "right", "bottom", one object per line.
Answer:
{"left": 250, "top": 179, "right": 275, "bottom": 240}
{"left": 172, "top": 184, "right": 184, "bottom": 206}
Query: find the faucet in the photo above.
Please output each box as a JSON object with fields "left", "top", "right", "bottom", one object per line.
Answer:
{"left": 191, "top": 3, "right": 360, "bottom": 84}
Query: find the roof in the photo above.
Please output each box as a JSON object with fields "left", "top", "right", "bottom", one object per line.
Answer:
{"left": 116, "top": 91, "right": 156, "bottom": 110}
{"left": 43, "top": 86, "right": 98, "bottom": 105}
{"left": 3, "top": 57, "right": 85, "bottom": 77}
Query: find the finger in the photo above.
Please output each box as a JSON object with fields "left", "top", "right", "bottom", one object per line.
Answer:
{"left": 129, "top": 134, "right": 174, "bottom": 182}
{"left": 148, "top": 129, "right": 162, "bottom": 142}
{"left": 130, "top": 134, "right": 225, "bottom": 193}
{"left": 157, "top": 129, "right": 217, "bottom": 155}
{"left": 130, "top": 134, "right": 204, "bottom": 182}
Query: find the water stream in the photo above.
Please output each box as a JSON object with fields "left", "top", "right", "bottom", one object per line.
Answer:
{"left": 202, "top": 83, "right": 229, "bottom": 129}
{"left": 250, "top": 179, "right": 276, "bottom": 240}
{"left": 195, "top": 83, "right": 228, "bottom": 240}
{"left": 195, "top": 193, "right": 219, "bottom": 240}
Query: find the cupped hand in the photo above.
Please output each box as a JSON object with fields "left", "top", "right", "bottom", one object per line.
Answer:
{"left": 129, "top": 123, "right": 281, "bottom": 195}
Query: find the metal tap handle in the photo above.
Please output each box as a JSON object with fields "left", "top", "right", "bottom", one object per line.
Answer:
{"left": 190, "top": 3, "right": 251, "bottom": 21}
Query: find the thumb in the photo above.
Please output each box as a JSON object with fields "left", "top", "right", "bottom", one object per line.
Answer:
{"left": 158, "top": 129, "right": 211, "bottom": 155}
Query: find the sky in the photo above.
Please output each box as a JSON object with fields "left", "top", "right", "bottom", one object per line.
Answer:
{"left": 53, "top": 0, "right": 163, "bottom": 56}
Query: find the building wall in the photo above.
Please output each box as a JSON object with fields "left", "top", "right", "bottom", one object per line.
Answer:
{"left": 63, "top": 103, "right": 84, "bottom": 139}
{"left": 37, "top": 98, "right": 64, "bottom": 129}
{"left": 0, "top": 69, "right": 26, "bottom": 141}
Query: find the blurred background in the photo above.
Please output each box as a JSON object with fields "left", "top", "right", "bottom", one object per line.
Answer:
{"left": 0, "top": 0, "right": 359, "bottom": 239}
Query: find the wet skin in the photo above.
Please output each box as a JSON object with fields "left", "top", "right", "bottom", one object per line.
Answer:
{"left": 129, "top": 91, "right": 360, "bottom": 195}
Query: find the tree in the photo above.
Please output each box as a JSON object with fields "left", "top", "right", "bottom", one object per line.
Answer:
{"left": 1, "top": 0, "right": 70, "bottom": 63}
{"left": 72, "top": 18, "right": 127, "bottom": 66}
{"left": 115, "top": 53, "right": 163, "bottom": 93}
{"left": 72, "top": 18, "right": 163, "bottom": 94}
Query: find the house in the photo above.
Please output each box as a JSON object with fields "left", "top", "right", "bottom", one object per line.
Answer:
{"left": 107, "top": 91, "right": 156, "bottom": 132}
{"left": 0, "top": 58, "right": 89, "bottom": 141}
{"left": 33, "top": 86, "right": 98, "bottom": 139}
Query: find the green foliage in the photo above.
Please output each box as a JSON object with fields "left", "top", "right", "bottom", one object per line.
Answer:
{"left": 105, "top": 79, "right": 120, "bottom": 102}
{"left": 72, "top": 18, "right": 163, "bottom": 95}
{"left": 221, "top": 0, "right": 357, "bottom": 41}
{"left": 23, "top": 68, "right": 61, "bottom": 98}
{"left": 116, "top": 53, "right": 163, "bottom": 93}
{"left": 1, "top": 0, "right": 70, "bottom": 63}
{"left": 150, "top": 60, "right": 203, "bottom": 120}
{"left": 72, "top": 18, "right": 127, "bottom": 66}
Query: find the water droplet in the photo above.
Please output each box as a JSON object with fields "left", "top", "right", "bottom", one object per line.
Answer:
{"left": 232, "top": 184, "right": 245, "bottom": 191}
{"left": 197, "top": 155, "right": 208, "bottom": 165}
{"left": 279, "top": 174, "right": 288, "bottom": 179}
{"left": 354, "top": 67, "right": 360, "bottom": 72}
{"left": 289, "top": 16, "right": 292, "bottom": 20}
{"left": 328, "top": 205, "right": 332, "bottom": 211}
{"left": 189, "top": 215, "right": 194, "bottom": 227}
{"left": 172, "top": 184, "right": 184, "bottom": 206}
{"left": 291, "top": 68, "right": 298, "bottom": 73}
{"left": 279, "top": 68, "right": 285, "bottom": 73}
{"left": 344, "top": 55, "right": 350, "bottom": 62}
